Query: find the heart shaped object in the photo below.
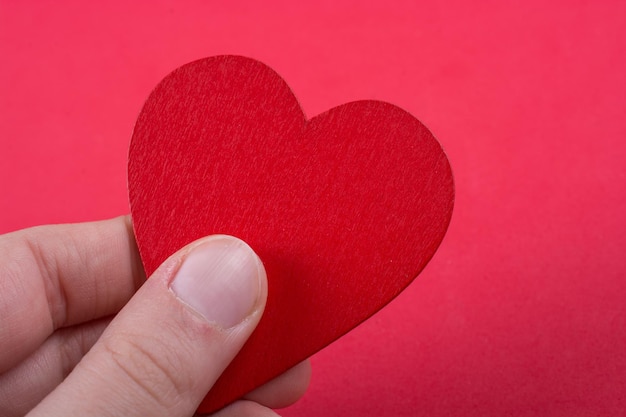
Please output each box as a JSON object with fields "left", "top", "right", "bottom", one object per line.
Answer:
{"left": 128, "top": 55, "right": 454, "bottom": 413}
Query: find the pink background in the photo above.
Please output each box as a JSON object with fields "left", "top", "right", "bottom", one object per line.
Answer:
{"left": 1, "top": 1, "right": 625, "bottom": 416}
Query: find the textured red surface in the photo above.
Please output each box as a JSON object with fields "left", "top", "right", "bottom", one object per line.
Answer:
{"left": 128, "top": 55, "right": 454, "bottom": 412}
{"left": 1, "top": 2, "right": 625, "bottom": 416}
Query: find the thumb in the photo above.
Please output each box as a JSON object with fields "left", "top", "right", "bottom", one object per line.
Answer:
{"left": 27, "top": 235, "right": 267, "bottom": 417}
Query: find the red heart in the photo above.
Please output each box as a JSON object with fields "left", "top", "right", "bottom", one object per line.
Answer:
{"left": 128, "top": 55, "right": 454, "bottom": 413}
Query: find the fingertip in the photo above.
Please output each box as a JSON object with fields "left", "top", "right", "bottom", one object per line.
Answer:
{"left": 210, "top": 400, "right": 282, "bottom": 417}
{"left": 244, "top": 360, "right": 312, "bottom": 409}
{"left": 169, "top": 234, "right": 267, "bottom": 330}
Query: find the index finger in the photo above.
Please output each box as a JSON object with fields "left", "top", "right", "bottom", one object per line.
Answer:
{"left": 0, "top": 216, "right": 145, "bottom": 373}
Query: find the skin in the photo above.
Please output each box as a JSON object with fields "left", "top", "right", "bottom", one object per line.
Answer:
{"left": 0, "top": 216, "right": 310, "bottom": 417}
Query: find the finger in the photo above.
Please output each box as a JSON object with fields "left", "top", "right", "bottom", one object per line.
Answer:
{"left": 0, "top": 216, "right": 144, "bottom": 372}
{"left": 27, "top": 235, "right": 268, "bottom": 417}
{"left": 210, "top": 400, "right": 281, "bottom": 417}
{"left": 244, "top": 360, "right": 311, "bottom": 409}
{"left": 2, "top": 326, "right": 308, "bottom": 417}
{"left": 0, "top": 318, "right": 110, "bottom": 417}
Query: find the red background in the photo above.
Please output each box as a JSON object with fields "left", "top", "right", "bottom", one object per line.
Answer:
{"left": 1, "top": 1, "right": 625, "bottom": 416}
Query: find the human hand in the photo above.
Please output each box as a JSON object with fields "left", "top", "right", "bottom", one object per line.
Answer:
{"left": 0, "top": 216, "right": 310, "bottom": 416}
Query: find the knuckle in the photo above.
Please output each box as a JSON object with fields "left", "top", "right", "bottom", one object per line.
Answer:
{"left": 101, "top": 333, "right": 193, "bottom": 408}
